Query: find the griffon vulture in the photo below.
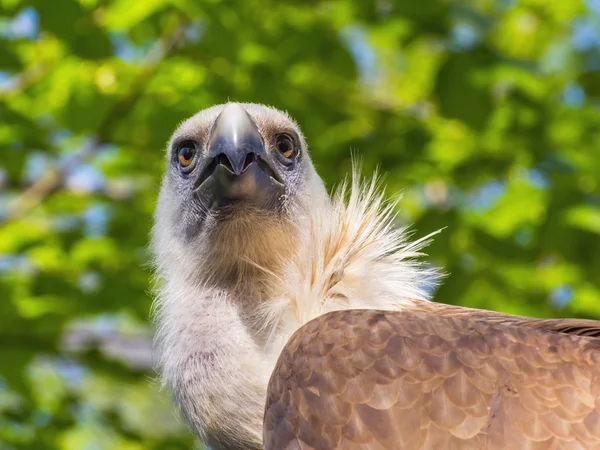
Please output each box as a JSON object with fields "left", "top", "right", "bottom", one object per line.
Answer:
{"left": 151, "top": 103, "right": 600, "bottom": 450}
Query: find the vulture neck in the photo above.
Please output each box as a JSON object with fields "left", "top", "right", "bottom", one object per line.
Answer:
{"left": 153, "top": 175, "right": 439, "bottom": 449}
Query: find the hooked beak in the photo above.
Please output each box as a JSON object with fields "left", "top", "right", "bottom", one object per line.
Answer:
{"left": 194, "top": 103, "right": 284, "bottom": 210}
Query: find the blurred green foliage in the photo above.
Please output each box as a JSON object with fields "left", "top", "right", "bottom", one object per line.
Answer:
{"left": 1, "top": 0, "right": 600, "bottom": 448}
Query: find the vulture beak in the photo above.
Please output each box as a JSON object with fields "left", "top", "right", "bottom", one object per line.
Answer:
{"left": 194, "top": 103, "right": 284, "bottom": 209}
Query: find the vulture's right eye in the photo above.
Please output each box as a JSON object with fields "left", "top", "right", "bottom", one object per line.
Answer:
{"left": 275, "top": 135, "right": 296, "bottom": 160}
{"left": 177, "top": 142, "right": 197, "bottom": 170}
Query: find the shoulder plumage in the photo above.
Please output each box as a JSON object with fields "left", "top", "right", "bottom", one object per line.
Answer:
{"left": 264, "top": 305, "right": 600, "bottom": 450}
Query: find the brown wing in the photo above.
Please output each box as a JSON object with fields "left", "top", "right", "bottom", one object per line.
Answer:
{"left": 264, "top": 304, "right": 600, "bottom": 450}
{"left": 408, "top": 299, "right": 600, "bottom": 338}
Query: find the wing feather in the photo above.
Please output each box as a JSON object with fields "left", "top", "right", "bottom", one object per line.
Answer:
{"left": 264, "top": 305, "right": 600, "bottom": 450}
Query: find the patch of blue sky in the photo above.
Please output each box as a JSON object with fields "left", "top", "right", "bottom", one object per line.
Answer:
{"left": 65, "top": 164, "right": 105, "bottom": 193}
{"left": 540, "top": 39, "right": 573, "bottom": 75}
{"left": 525, "top": 168, "right": 551, "bottom": 190}
{"left": 0, "top": 255, "right": 21, "bottom": 272}
{"left": 339, "top": 26, "right": 381, "bottom": 84}
{"left": 588, "top": 0, "right": 600, "bottom": 14}
{"left": 109, "top": 31, "right": 154, "bottom": 63}
{"left": 23, "top": 151, "right": 51, "bottom": 184}
{"left": 0, "top": 254, "right": 30, "bottom": 273}
{"left": 111, "top": 22, "right": 203, "bottom": 63}
{"left": 77, "top": 271, "right": 101, "bottom": 294}
{"left": 572, "top": 17, "right": 600, "bottom": 51}
{"left": 0, "top": 7, "right": 39, "bottom": 40}
{"left": 184, "top": 22, "right": 206, "bottom": 44}
{"left": 0, "top": 71, "right": 11, "bottom": 90}
{"left": 448, "top": 22, "right": 480, "bottom": 52}
{"left": 464, "top": 180, "right": 506, "bottom": 212}
{"left": 54, "top": 358, "right": 88, "bottom": 388}
{"left": 563, "top": 82, "right": 586, "bottom": 108}
{"left": 461, "top": 169, "right": 549, "bottom": 215}
{"left": 83, "top": 204, "right": 110, "bottom": 238}
{"left": 549, "top": 284, "right": 574, "bottom": 309}
{"left": 92, "top": 313, "right": 120, "bottom": 337}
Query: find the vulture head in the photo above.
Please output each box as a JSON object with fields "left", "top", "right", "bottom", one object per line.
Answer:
{"left": 151, "top": 103, "right": 436, "bottom": 449}
{"left": 153, "top": 103, "right": 327, "bottom": 290}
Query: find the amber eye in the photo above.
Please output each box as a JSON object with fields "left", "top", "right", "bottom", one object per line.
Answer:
{"left": 276, "top": 135, "right": 295, "bottom": 159}
{"left": 177, "top": 142, "right": 196, "bottom": 169}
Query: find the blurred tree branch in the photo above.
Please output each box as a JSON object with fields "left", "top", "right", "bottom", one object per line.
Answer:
{"left": 1, "top": 19, "right": 189, "bottom": 225}
{"left": 0, "top": 327, "right": 152, "bottom": 371}
{"left": 3, "top": 136, "right": 100, "bottom": 221}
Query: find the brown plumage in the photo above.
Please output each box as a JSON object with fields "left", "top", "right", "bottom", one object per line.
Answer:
{"left": 265, "top": 301, "right": 600, "bottom": 449}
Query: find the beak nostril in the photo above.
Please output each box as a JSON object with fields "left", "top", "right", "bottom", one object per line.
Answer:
{"left": 243, "top": 153, "right": 256, "bottom": 172}
{"left": 217, "top": 154, "right": 235, "bottom": 173}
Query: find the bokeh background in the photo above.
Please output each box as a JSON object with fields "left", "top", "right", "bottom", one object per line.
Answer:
{"left": 1, "top": 0, "right": 600, "bottom": 448}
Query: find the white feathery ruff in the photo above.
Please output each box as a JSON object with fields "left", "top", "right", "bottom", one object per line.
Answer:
{"left": 257, "top": 167, "right": 441, "bottom": 355}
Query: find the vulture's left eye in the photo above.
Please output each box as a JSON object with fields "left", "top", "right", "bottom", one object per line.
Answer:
{"left": 177, "top": 142, "right": 197, "bottom": 169}
{"left": 275, "top": 135, "right": 295, "bottom": 159}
